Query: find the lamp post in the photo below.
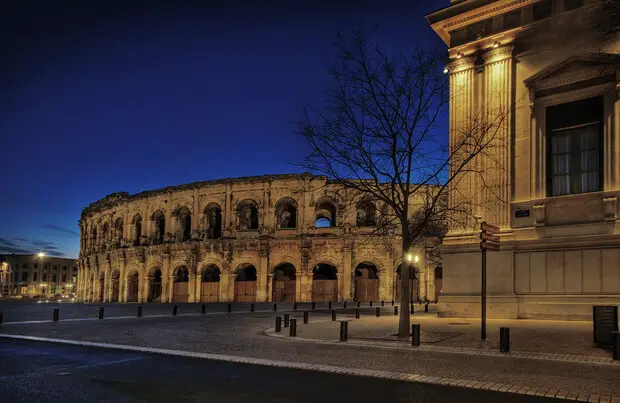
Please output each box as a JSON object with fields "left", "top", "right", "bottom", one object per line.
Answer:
{"left": 37, "top": 252, "right": 46, "bottom": 297}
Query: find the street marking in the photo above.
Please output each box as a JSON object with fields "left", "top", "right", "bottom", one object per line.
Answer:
{"left": 74, "top": 356, "right": 144, "bottom": 369}
{"left": 0, "top": 332, "right": 617, "bottom": 402}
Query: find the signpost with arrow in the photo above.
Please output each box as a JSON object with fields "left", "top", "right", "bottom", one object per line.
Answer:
{"left": 480, "top": 221, "right": 500, "bottom": 340}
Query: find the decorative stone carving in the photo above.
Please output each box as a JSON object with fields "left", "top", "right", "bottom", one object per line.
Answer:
{"left": 481, "top": 45, "right": 513, "bottom": 64}
{"left": 446, "top": 55, "right": 477, "bottom": 74}
{"left": 603, "top": 196, "right": 618, "bottom": 222}
{"left": 533, "top": 204, "right": 546, "bottom": 227}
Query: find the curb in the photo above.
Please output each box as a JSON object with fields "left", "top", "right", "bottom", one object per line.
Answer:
{"left": 2, "top": 332, "right": 614, "bottom": 401}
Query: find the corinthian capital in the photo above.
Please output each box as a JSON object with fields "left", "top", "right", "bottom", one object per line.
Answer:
{"left": 446, "top": 55, "right": 477, "bottom": 74}
{"left": 482, "top": 45, "right": 514, "bottom": 65}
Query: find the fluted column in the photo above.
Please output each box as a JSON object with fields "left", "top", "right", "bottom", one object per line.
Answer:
{"left": 188, "top": 273, "right": 197, "bottom": 303}
{"left": 266, "top": 273, "right": 274, "bottom": 302}
{"left": 162, "top": 254, "right": 170, "bottom": 303}
{"left": 168, "top": 275, "right": 175, "bottom": 302}
{"left": 481, "top": 45, "right": 513, "bottom": 229}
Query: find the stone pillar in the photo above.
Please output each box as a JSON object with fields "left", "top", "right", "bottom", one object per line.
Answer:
{"left": 194, "top": 273, "right": 202, "bottom": 303}
{"left": 139, "top": 274, "right": 148, "bottom": 304}
{"left": 168, "top": 275, "right": 175, "bottom": 303}
{"left": 300, "top": 273, "right": 312, "bottom": 302}
{"left": 122, "top": 277, "right": 129, "bottom": 303}
{"left": 188, "top": 273, "right": 197, "bottom": 303}
{"left": 342, "top": 246, "right": 352, "bottom": 301}
{"left": 418, "top": 271, "right": 427, "bottom": 302}
{"left": 258, "top": 254, "right": 269, "bottom": 302}
{"left": 220, "top": 273, "right": 234, "bottom": 301}
{"left": 161, "top": 254, "right": 170, "bottom": 303}
{"left": 266, "top": 273, "right": 274, "bottom": 302}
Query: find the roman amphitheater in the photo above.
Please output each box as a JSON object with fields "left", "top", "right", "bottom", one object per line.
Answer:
{"left": 77, "top": 173, "right": 439, "bottom": 304}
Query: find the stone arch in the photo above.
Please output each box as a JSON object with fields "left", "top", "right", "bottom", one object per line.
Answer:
{"left": 91, "top": 226, "right": 98, "bottom": 248}
{"left": 311, "top": 262, "right": 338, "bottom": 302}
{"left": 272, "top": 262, "right": 297, "bottom": 302}
{"left": 114, "top": 217, "right": 124, "bottom": 243}
{"left": 200, "top": 263, "right": 221, "bottom": 302}
{"left": 172, "top": 265, "right": 189, "bottom": 302}
{"left": 110, "top": 269, "right": 121, "bottom": 302}
{"left": 175, "top": 206, "right": 192, "bottom": 242}
{"left": 132, "top": 214, "right": 142, "bottom": 246}
{"left": 203, "top": 202, "right": 222, "bottom": 239}
{"left": 353, "top": 261, "right": 380, "bottom": 302}
{"left": 147, "top": 266, "right": 163, "bottom": 302}
{"left": 125, "top": 268, "right": 140, "bottom": 302}
{"left": 274, "top": 197, "right": 298, "bottom": 229}
{"left": 356, "top": 198, "right": 377, "bottom": 227}
{"left": 151, "top": 209, "right": 166, "bottom": 245}
{"left": 236, "top": 199, "right": 259, "bottom": 230}
{"left": 234, "top": 262, "right": 257, "bottom": 302}
{"left": 315, "top": 196, "right": 337, "bottom": 228}
{"left": 102, "top": 222, "right": 110, "bottom": 244}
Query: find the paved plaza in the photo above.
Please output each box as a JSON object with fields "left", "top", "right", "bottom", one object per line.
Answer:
{"left": 0, "top": 301, "right": 618, "bottom": 402}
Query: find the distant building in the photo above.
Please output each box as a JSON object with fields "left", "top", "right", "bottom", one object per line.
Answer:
{"left": 0, "top": 254, "right": 78, "bottom": 297}
{"left": 427, "top": 0, "right": 619, "bottom": 320}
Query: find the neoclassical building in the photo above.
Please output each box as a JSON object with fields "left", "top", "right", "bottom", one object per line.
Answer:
{"left": 427, "top": 0, "right": 619, "bottom": 319}
{"left": 77, "top": 174, "right": 438, "bottom": 304}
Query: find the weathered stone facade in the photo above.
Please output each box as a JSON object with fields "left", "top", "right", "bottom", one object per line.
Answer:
{"left": 77, "top": 173, "right": 436, "bottom": 304}
{"left": 427, "top": 0, "right": 620, "bottom": 320}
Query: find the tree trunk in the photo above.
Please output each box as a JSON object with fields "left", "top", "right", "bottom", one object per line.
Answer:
{"left": 397, "top": 232, "right": 410, "bottom": 339}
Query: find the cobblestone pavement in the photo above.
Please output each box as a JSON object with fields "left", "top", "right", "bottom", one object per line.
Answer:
{"left": 1, "top": 304, "right": 619, "bottom": 401}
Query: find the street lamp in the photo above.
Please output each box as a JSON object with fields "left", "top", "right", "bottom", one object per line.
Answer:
{"left": 407, "top": 254, "right": 412, "bottom": 262}
{"left": 38, "top": 252, "right": 45, "bottom": 258}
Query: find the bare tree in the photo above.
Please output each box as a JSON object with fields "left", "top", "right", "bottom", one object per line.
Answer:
{"left": 297, "top": 27, "right": 510, "bottom": 338}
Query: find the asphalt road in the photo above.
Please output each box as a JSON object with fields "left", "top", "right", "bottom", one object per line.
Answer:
{"left": 0, "top": 339, "right": 556, "bottom": 403}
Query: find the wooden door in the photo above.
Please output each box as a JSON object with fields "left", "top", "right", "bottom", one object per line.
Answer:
{"left": 201, "top": 282, "right": 220, "bottom": 302}
{"left": 173, "top": 282, "right": 189, "bottom": 302}
{"left": 312, "top": 279, "right": 337, "bottom": 302}
{"left": 274, "top": 280, "right": 296, "bottom": 302}
{"left": 234, "top": 281, "right": 256, "bottom": 302}
{"left": 354, "top": 278, "right": 379, "bottom": 302}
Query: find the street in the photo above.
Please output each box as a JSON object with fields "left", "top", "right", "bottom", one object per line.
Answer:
{"left": 0, "top": 339, "right": 556, "bottom": 403}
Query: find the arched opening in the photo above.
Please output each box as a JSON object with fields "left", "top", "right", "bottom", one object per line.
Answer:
{"left": 176, "top": 207, "right": 192, "bottom": 242}
{"left": 354, "top": 262, "right": 379, "bottom": 302}
{"left": 200, "top": 264, "right": 220, "bottom": 302}
{"left": 92, "top": 227, "right": 98, "bottom": 248}
{"left": 114, "top": 218, "right": 124, "bottom": 244}
{"left": 132, "top": 214, "right": 142, "bottom": 246}
{"left": 434, "top": 266, "right": 442, "bottom": 303}
{"left": 151, "top": 210, "right": 166, "bottom": 245}
{"left": 148, "top": 268, "right": 162, "bottom": 302}
{"left": 237, "top": 200, "right": 259, "bottom": 230}
{"left": 110, "top": 270, "right": 120, "bottom": 302}
{"left": 395, "top": 263, "right": 418, "bottom": 303}
{"left": 275, "top": 198, "right": 297, "bottom": 229}
{"left": 172, "top": 266, "right": 189, "bottom": 302}
{"left": 272, "top": 263, "right": 296, "bottom": 302}
{"left": 356, "top": 199, "right": 376, "bottom": 227}
{"left": 204, "top": 203, "right": 222, "bottom": 239}
{"left": 98, "top": 271, "right": 105, "bottom": 302}
{"left": 234, "top": 263, "right": 257, "bottom": 302}
{"left": 126, "top": 271, "right": 139, "bottom": 302}
{"left": 102, "top": 223, "right": 109, "bottom": 245}
{"left": 312, "top": 263, "right": 338, "bottom": 302}
{"left": 315, "top": 197, "right": 337, "bottom": 228}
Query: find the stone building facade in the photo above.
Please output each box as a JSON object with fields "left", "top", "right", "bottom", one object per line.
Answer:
{"left": 427, "top": 0, "right": 620, "bottom": 319}
{"left": 0, "top": 254, "right": 78, "bottom": 297}
{"left": 77, "top": 174, "right": 437, "bottom": 304}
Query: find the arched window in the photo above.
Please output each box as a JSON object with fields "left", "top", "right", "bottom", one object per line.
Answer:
{"left": 102, "top": 222, "right": 109, "bottom": 243}
{"left": 356, "top": 199, "right": 376, "bottom": 227}
{"left": 237, "top": 199, "right": 259, "bottom": 230}
{"left": 151, "top": 210, "right": 166, "bottom": 244}
{"left": 91, "top": 227, "right": 98, "bottom": 247}
{"left": 203, "top": 203, "right": 222, "bottom": 239}
{"left": 176, "top": 207, "right": 191, "bottom": 242}
{"left": 315, "top": 197, "right": 337, "bottom": 228}
{"left": 132, "top": 214, "right": 142, "bottom": 246}
{"left": 114, "top": 217, "right": 124, "bottom": 242}
{"left": 275, "top": 197, "right": 297, "bottom": 229}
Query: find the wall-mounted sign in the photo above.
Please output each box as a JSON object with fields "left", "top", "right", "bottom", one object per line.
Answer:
{"left": 515, "top": 209, "right": 530, "bottom": 218}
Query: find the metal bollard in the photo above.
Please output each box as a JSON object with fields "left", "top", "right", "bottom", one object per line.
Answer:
{"left": 273, "top": 303, "right": 277, "bottom": 311}
{"left": 344, "top": 301, "right": 347, "bottom": 309}
{"left": 137, "top": 306, "right": 143, "bottom": 318}
{"left": 275, "top": 316, "right": 282, "bottom": 333}
{"left": 394, "top": 306, "right": 398, "bottom": 315}
{"left": 328, "top": 301, "right": 332, "bottom": 309}
{"left": 340, "top": 321, "right": 348, "bottom": 342}
{"left": 201, "top": 304, "right": 206, "bottom": 314}
{"left": 425, "top": 302, "right": 429, "bottom": 313}
{"left": 304, "top": 310, "right": 309, "bottom": 324}
{"left": 98, "top": 306, "right": 104, "bottom": 319}
{"left": 53, "top": 308, "right": 59, "bottom": 322}
{"left": 391, "top": 300, "right": 395, "bottom": 306}
{"left": 355, "top": 308, "right": 360, "bottom": 319}
{"left": 294, "top": 302, "right": 297, "bottom": 311}
{"left": 332, "top": 309, "right": 336, "bottom": 321}
{"left": 312, "top": 302, "right": 316, "bottom": 311}
{"left": 613, "top": 332, "right": 619, "bottom": 361}
{"left": 370, "top": 301, "right": 373, "bottom": 307}
{"left": 381, "top": 300, "right": 384, "bottom": 307}
{"left": 227, "top": 303, "right": 232, "bottom": 313}
{"left": 0, "top": 309, "right": 3, "bottom": 324}
{"left": 500, "top": 327, "right": 510, "bottom": 353}
{"left": 284, "top": 313, "right": 290, "bottom": 327}
{"left": 357, "top": 301, "right": 360, "bottom": 308}
{"left": 289, "top": 319, "right": 297, "bottom": 337}
{"left": 411, "top": 324, "right": 420, "bottom": 346}
{"left": 172, "top": 305, "right": 178, "bottom": 316}
{"left": 410, "top": 304, "right": 414, "bottom": 315}
{"left": 376, "top": 307, "right": 380, "bottom": 317}
{"left": 250, "top": 303, "right": 254, "bottom": 312}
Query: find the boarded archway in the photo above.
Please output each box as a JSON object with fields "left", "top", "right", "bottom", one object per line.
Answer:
{"left": 201, "top": 264, "right": 220, "bottom": 302}
{"left": 272, "top": 263, "right": 296, "bottom": 302}
{"left": 126, "top": 271, "right": 139, "bottom": 302}
{"left": 395, "top": 263, "right": 418, "bottom": 303}
{"left": 172, "top": 266, "right": 189, "bottom": 302}
{"left": 312, "top": 264, "right": 338, "bottom": 302}
{"left": 234, "top": 263, "right": 257, "bottom": 302}
{"left": 110, "top": 270, "right": 120, "bottom": 302}
{"left": 148, "top": 268, "right": 163, "bottom": 302}
{"left": 354, "top": 262, "right": 379, "bottom": 302}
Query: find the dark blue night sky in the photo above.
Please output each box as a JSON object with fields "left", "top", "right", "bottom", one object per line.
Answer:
{"left": 0, "top": 0, "right": 447, "bottom": 258}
